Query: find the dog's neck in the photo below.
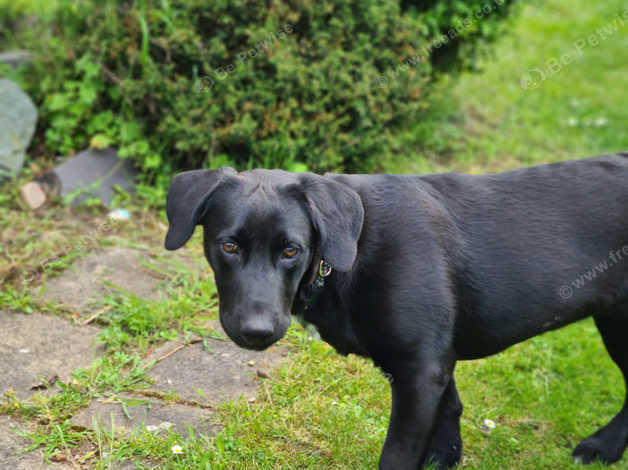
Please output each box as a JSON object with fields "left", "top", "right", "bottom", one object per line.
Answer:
{"left": 292, "top": 250, "right": 330, "bottom": 317}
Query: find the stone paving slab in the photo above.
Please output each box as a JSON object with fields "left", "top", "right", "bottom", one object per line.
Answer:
{"left": 0, "top": 310, "right": 103, "bottom": 400}
{"left": 0, "top": 415, "right": 73, "bottom": 470}
{"left": 37, "top": 247, "right": 204, "bottom": 314}
{"left": 143, "top": 321, "right": 287, "bottom": 406}
{"left": 70, "top": 320, "right": 289, "bottom": 439}
{"left": 71, "top": 395, "right": 219, "bottom": 437}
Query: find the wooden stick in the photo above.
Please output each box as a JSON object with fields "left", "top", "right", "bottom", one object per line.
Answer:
{"left": 155, "top": 338, "right": 202, "bottom": 362}
{"left": 81, "top": 306, "right": 112, "bottom": 325}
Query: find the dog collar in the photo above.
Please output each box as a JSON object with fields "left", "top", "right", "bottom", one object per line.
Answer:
{"left": 295, "top": 260, "right": 332, "bottom": 315}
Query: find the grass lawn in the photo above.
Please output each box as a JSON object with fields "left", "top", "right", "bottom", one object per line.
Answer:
{"left": 389, "top": 0, "right": 628, "bottom": 175}
{"left": 1, "top": 0, "right": 627, "bottom": 468}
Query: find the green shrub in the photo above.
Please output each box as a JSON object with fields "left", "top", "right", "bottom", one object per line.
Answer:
{"left": 1, "top": 0, "right": 519, "bottom": 182}
{"left": 402, "top": 0, "right": 518, "bottom": 70}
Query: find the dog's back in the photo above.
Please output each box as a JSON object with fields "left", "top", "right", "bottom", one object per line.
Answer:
{"left": 427, "top": 155, "right": 627, "bottom": 354}
{"left": 334, "top": 154, "right": 628, "bottom": 358}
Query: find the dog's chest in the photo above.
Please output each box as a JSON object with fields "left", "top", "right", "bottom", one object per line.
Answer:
{"left": 300, "top": 294, "right": 368, "bottom": 357}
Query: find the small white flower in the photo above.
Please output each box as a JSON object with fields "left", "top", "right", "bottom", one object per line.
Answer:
{"left": 482, "top": 419, "right": 496, "bottom": 431}
{"left": 145, "top": 425, "right": 158, "bottom": 432}
{"left": 594, "top": 117, "right": 608, "bottom": 127}
{"left": 171, "top": 444, "right": 183, "bottom": 454}
{"left": 159, "top": 421, "right": 174, "bottom": 430}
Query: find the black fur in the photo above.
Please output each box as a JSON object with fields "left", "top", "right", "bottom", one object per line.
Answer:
{"left": 165, "top": 154, "right": 628, "bottom": 469}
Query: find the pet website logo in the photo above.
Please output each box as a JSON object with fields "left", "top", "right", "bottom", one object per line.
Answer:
{"left": 559, "top": 245, "right": 628, "bottom": 299}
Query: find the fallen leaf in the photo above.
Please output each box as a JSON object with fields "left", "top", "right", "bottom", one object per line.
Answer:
{"left": 30, "top": 374, "right": 59, "bottom": 391}
{"left": 51, "top": 453, "right": 67, "bottom": 462}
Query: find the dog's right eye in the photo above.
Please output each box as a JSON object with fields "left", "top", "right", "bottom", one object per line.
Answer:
{"left": 222, "top": 241, "right": 238, "bottom": 254}
{"left": 282, "top": 246, "right": 298, "bottom": 258}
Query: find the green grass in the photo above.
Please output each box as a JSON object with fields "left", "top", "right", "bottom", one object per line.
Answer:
{"left": 1, "top": 0, "right": 627, "bottom": 468}
{"left": 388, "top": 0, "right": 628, "bottom": 174}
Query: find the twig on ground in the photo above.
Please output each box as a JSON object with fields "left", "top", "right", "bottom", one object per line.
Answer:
{"left": 81, "top": 306, "right": 112, "bottom": 325}
{"left": 155, "top": 337, "right": 202, "bottom": 363}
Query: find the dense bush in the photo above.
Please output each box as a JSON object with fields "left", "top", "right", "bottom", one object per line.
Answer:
{"left": 1, "top": 0, "right": 519, "bottom": 183}
{"left": 402, "top": 0, "right": 519, "bottom": 69}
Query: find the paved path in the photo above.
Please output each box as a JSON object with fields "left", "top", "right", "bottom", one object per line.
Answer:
{"left": 0, "top": 415, "right": 73, "bottom": 470}
{"left": 1, "top": 247, "right": 288, "bottom": 468}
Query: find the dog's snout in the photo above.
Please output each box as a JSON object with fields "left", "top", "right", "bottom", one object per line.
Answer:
{"left": 240, "top": 316, "right": 275, "bottom": 345}
{"left": 242, "top": 324, "right": 274, "bottom": 340}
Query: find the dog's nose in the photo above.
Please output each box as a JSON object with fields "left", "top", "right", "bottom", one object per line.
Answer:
{"left": 241, "top": 319, "right": 274, "bottom": 344}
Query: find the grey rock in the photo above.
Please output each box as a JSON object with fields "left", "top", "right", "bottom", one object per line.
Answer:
{"left": 0, "top": 79, "right": 37, "bottom": 181}
{"left": 0, "top": 50, "right": 32, "bottom": 67}
{"left": 144, "top": 321, "right": 286, "bottom": 406}
{"left": 0, "top": 310, "right": 103, "bottom": 400}
{"left": 72, "top": 395, "right": 219, "bottom": 437}
{"left": 0, "top": 416, "right": 73, "bottom": 470}
{"left": 37, "top": 247, "right": 201, "bottom": 314}
{"left": 46, "top": 148, "right": 137, "bottom": 206}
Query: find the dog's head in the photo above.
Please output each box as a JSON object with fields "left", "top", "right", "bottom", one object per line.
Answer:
{"left": 164, "top": 168, "right": 364, "bottom": 350}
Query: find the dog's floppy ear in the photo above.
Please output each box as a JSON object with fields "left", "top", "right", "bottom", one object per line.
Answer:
{"left": 298, "top": 174, "right": 364, "bottom": 272}
{"left": 164, "top": 167, "right": 237, "bottom": 250}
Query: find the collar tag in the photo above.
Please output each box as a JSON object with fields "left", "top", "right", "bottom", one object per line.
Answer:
{"left": 319, "top": 260, "right": 332, "bottom": 278}
{"left": 294, "top": 259, "right": 331, "bottom": 316}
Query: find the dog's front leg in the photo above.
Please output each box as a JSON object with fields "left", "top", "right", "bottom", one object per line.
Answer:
{"left": 379, "top": 362, "right": 452, "bottom": 470}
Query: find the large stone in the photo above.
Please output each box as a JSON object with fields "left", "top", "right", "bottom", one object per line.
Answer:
{"left": 144, "top": 321, "right": 286, "bottom": 406}
{"left": 0, "top": 79, "right": 37, "bottom": 181}
{"left": 0, "top": 310, "right": 103, "bottom": 400}
{"left": 0, "top": 416, "right": 73, "bottom": 470}
{"left": 0, "top": 50, "right": 32, "bottom": 67}
{"left": 71, "top": 396, "right": 219, "bottom": 437}
{"left": 41, "top": 148, "right": 137, "bottom": 206}
{"left": 37, "top": 247, "right": 199, "bottom": 313}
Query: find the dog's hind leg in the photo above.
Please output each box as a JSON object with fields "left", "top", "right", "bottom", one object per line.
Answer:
{"left": 425, "top": 377, "right": 463, "bottom": 469}
{"left": 573, "top": 307, "right": 628, "bottom": 465}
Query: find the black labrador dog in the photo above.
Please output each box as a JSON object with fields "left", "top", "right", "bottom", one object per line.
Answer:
{"left": 164, "top": 154, "right": 628, "bottom": 469}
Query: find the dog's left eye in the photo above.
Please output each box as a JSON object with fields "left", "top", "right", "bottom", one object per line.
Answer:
{"left": 282, "top": 246, "right": 298, "bottom": 258}
{"left": 222, "top": 241, "right": 238, "bottom": 254}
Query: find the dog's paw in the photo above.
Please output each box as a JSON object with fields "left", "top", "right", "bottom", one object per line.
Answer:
{"left": 572, "top": 435, "right": 626, "bottom": 465}
{"left": 425, "top": 440, "right": 462, "bottom": 469}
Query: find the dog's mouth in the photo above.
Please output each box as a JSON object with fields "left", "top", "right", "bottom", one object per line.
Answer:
{"left": 228, "top": 329, "right": 279, "bottom": 351}
{"left": 233, "top": 336, "right": 277, "bottom": 351}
